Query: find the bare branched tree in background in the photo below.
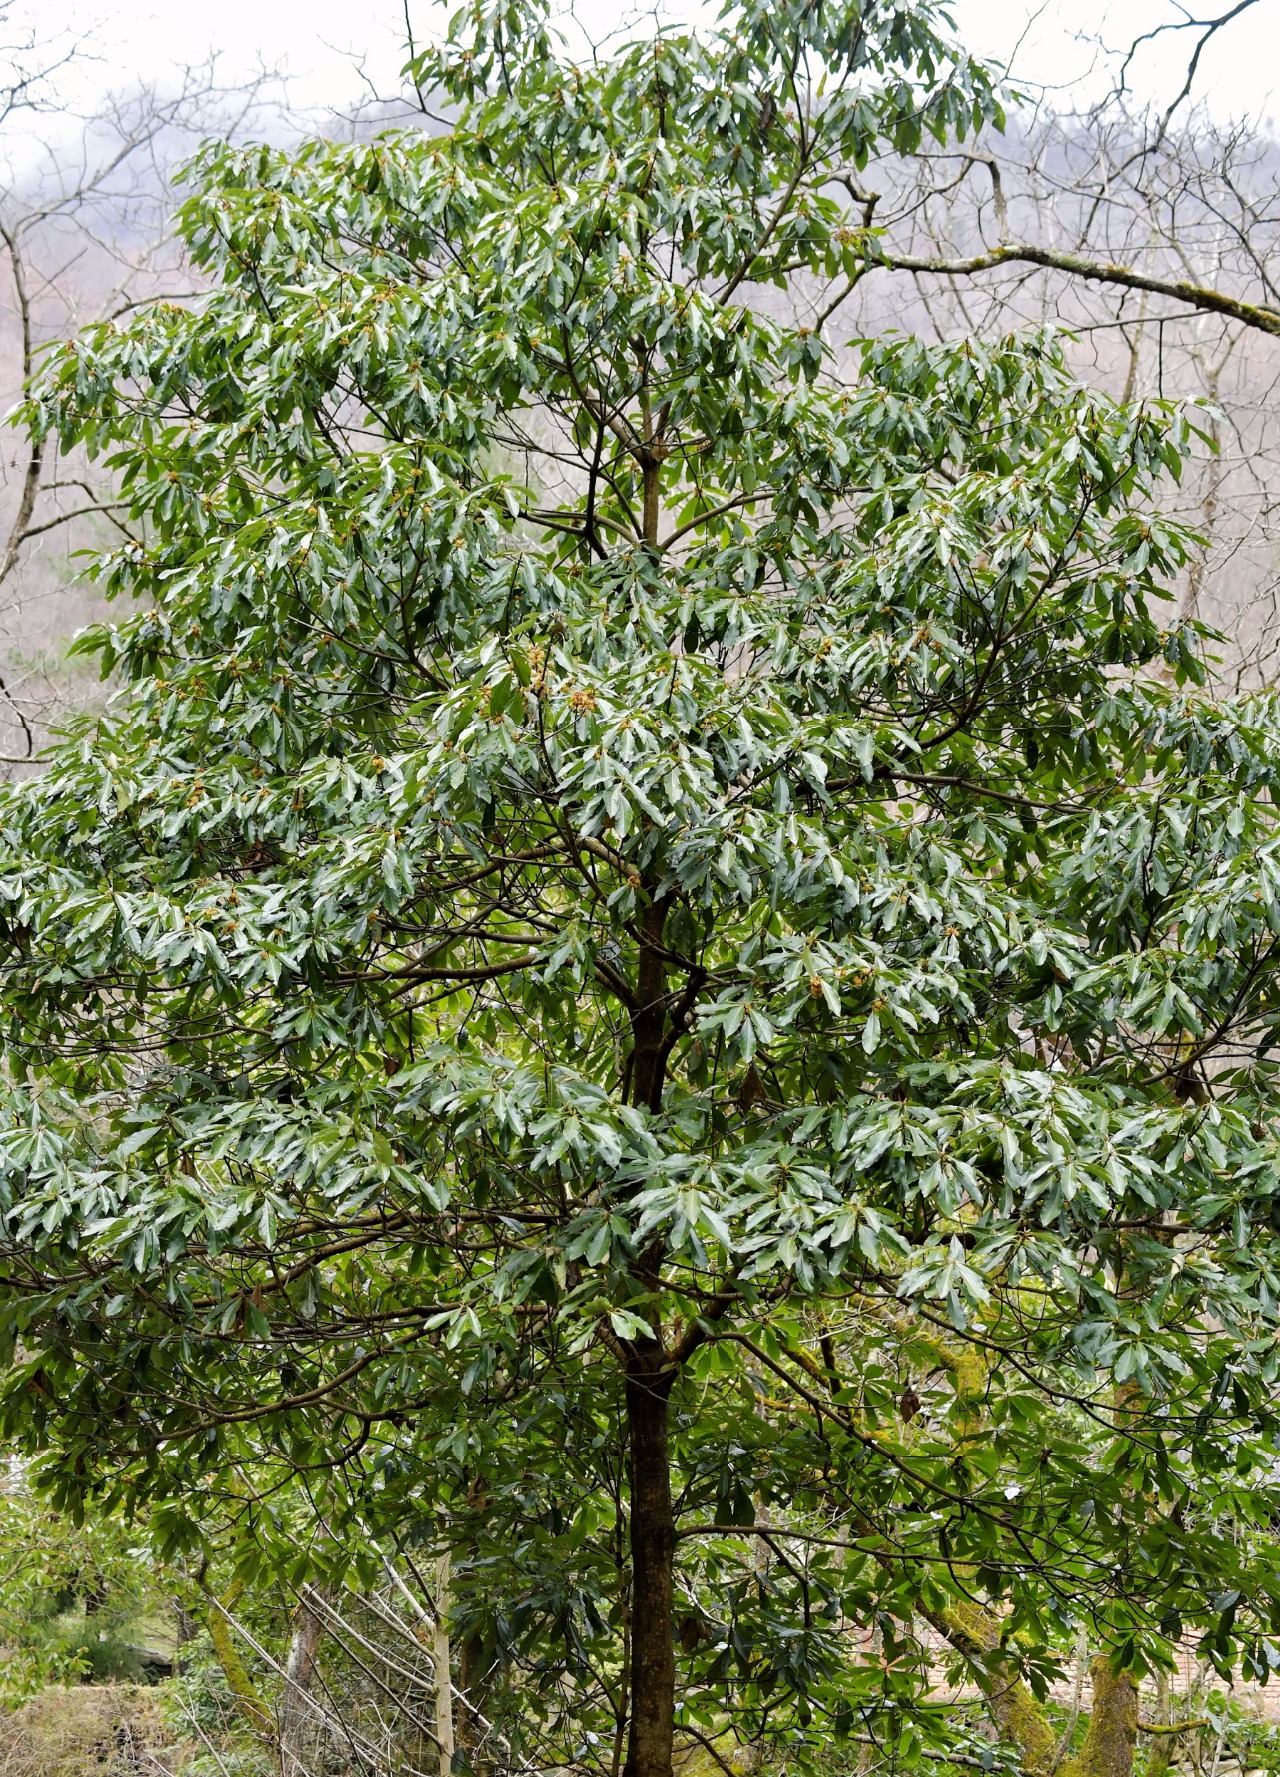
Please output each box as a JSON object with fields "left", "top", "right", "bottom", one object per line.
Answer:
{"left": 0, "top": 2, "right": 281, "bottom": 766}
{"left": 786, "top": 1, "right": 1280, "bottom": 685}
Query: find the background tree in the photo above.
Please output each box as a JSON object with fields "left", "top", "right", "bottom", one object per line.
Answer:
{"left": 0, "top": 1458, "right": 171, "bottom": 1705}
{"left": 0, "top": 0, "right": 280, "bottom": 767}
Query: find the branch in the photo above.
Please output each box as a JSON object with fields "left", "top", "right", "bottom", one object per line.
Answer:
{"left": 675, "top": 1723, "right": 741, "bottom": 1777}
{"left": 339, "top": 953, "right": 537, "bottom": 986}
{"left": 719, "top": 152, "right": 811, "bottom": 306}
{"left": 857, "top": 245, "right": 1280, "bottom": 339}
{"left": 0, "top": 221, "right": 41, "bottom": 759}
{"left": 671, "top": 1279, "right": 737, "bottom": 1367}
{"left": 185, "top": 1346, "right": 388, "bottom": 1424}
{"left": 658, "top": 493, "right": 758, "bottom": 551}
{"left": 19, "top": 500, "right": 131, "bottom": 540}
{"left": 1115, "top": 0, "right": 1261, "bottom": 135}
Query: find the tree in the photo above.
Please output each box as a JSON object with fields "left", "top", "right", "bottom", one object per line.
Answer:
{"left": 6, "top": 4, "right": 1280, "bottom": 1776}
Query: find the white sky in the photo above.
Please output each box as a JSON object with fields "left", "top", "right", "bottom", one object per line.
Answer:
{"left": 19, "top": 0, "right": 1280, "bottom": 130}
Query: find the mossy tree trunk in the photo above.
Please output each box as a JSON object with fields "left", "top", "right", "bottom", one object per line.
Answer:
{"left": 924, "top": 1600, "right": 1057, "bottom": 1774}
{"left": 201, "top": 1576, "right": 275, "bottom": 1745}
{"left": 1059, "top": 1659, "right": 1139, "bottom": 1777}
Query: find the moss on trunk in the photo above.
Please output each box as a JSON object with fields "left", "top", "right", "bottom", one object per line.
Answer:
{"left": 201, "top": 1577, "right": 274, "bottom": 1743}
{"left": 929, "top": 1599, "right": 1057, "bottom": 1775}
{"left": 1059, "top": 1659, "right": 1138, "bottom": 1777}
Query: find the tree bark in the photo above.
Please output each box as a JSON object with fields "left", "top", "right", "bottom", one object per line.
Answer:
{"left": 435, "top": 1552, "right": 456, "bottom": 1777}
{"left": 1059, "top": 1659, "right": 1139, "bottom": 1777}
{"left": 279, "top": 1589, "right": 325, "bottom": 1777}
{"left": 201, "top": 1576, "right": 274, "bottom": 1743}
{"left": 622, "top": 1354, "right": 677, "bottom": 1777}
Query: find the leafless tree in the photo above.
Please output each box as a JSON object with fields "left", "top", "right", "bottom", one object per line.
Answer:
{"left": 776, "top": 1, "right": 1280, "bottom": 686}
{"left": 0, "top": 5, "right": 282, "bottom": 766}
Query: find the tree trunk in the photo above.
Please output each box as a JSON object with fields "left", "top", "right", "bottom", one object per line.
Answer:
{"left": 1060, "top": 1659, "right": 1139, "bottom": 1777}
{"left": 623, "top": 1356, "right": 676, "bottom": 1777}
{"left": 435, "top": 1553, "right": 456, "bottom": 1777}
{"left": 925, "top": 1599, "right": 1057, "bottom": 1773}
{"left": 1056, "top": 1375, "right": 1141, "bottom": 1777}
{"left": 457, "top": 1617, "right": 496, "bottom": 1776}
{"left": 201, "top": 1577, "right": 274, "bottom": 1743}
{"left": 1181, "top": 350, "right": 1225, "bottom": 624}
{"left": 622, "top": 870, "right": 676, "bottom": 1777}
{"left": 1145, "top": 1668, "right": 1172, "bottom": 1777}
{"left": 455, "top": 1476, "right": 496, "bottom": 1776}
{"left": 279, "top": 1589, "right": 325, "bottom": 1777}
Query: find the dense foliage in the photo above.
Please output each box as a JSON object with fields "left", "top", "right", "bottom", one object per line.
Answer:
{"left": 3, "top": 2, "right": 1280, "bottom": 1773}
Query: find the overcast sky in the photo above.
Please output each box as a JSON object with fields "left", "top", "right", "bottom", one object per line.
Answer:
{"left": 20, "top": 0, "right": 1280, "bottom": 130}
